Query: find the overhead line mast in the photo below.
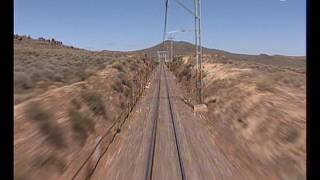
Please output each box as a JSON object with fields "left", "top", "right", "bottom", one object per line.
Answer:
{"left": 163, "top": 0, "right": 169, "bottom": 44}
{"left": 163, "top": 0, "right": 203, "bottom": 103}
{"left": 158, "top": 0, "right": 169, "bottom": 63}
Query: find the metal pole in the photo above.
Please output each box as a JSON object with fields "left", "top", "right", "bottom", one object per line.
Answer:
{"left": 165, "top": 0, "right": 203, "bottom": 103}
{"left": 193, "top": 0, "right": 203, "bottom": 103}
{"left": 198, "top": 0, "right": 203, "bottom": 103}
{"left": 194, "top": 0, "right": 199, "bottom": 94}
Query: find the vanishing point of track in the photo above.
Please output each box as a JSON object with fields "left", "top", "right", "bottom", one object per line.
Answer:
{"left": 145, "top": 63, "right": 186, "bottom": 180}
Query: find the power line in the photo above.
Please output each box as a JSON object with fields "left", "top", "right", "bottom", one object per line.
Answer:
{"left": 173, "top": 0, "right": 198, "bottom": 18}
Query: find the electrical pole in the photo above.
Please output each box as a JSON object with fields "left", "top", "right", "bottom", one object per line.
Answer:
{"left": 199, "top": 0, "right": 203, "bottom": 104}
{"left": 194, "top": 0, "right": 198, "bottom": 94}
{"left": 168, "top": 0, "right": 203, "bottom": 103}
{"left": 194, "top": 0, "right": 203, "bottom": 103}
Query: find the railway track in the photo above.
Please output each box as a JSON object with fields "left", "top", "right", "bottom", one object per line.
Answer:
{"left": 145, "top": 62, "right": 186, "bottom": 180}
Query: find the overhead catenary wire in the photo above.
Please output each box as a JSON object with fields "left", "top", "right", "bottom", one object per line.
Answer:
{"left": 173, "top": 0, "right": 198, "bottom": 18}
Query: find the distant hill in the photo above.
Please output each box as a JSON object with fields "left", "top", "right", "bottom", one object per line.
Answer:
{"left": 136, "top": 40, "right": 227, "bottom": 58}
{"left": 135, "top": 40, "right": 305, "bottom": 69}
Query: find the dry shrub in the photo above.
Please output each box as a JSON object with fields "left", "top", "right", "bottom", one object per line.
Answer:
{"left": 130, "top": 62, "right": 139, "bottom": 71}
{"left": 131, "top": 61, "right": 138, "bottom": 68}
{"left": 71, "top": 98, "right": 81, "bottom": 109}
{"left": 33, "top": 152, "right": 66, "bottom": 174}
{"left": 25, "top": 101, "right": 66, "bottom": 149}
{"left": 84, "top": 67, "right": 97, "bottom": 77}
{"left": 277, "top": 123, "right": 300, "bottom": 143}
{"left": 51, "top": 73, "right": 64, "bottom": 82}
{"left": 180, "top": 66, "right": 191, "bottom": 77}
{"left": 29, "top": 68, "right": 42, "bottom": 82}
{"left": 270, "top": 71, "right": 304, "bottom": 89}
{"left": 68, "top": 107, "right": 95, "bottom": 145}
{"left": 123, "top": 87, "right": 131, "bottom": 97}
{"left": 255, "top": 76, "right": 276, "bottom": 92}
{"left": 120, "top": 100, "right": 126, "bottom": 109}
{"left": 121, "top": 60, "right": 128, "bottom": 66}
{"left": 42, "top": 69, "right": 55, "bottom": 81}
{"left": 118, "top": 72, "right": 132, "bottom": 88}
{"left": 281, "top": 74, "right": 304, "bottom": 88}
{"left": 112, "top": 63, "right": 124, "bottom": 72}
{"left": 14, "top": 72, "right": 34, "bottom": 92}
{"left": 112, "top": 79, "right": 124, "bottom": 93}
{"left": 208, "top": 79, "right": 230, "bottom": 93}
{"left": 80, "top": 90, "right": 106, "bottom": 117}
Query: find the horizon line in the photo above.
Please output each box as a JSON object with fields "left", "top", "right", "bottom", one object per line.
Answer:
{"left": 14, "top": 33, "right": 306, "bottom": 57}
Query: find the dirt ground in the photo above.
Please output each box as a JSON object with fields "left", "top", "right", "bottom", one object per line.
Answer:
{"left": 168, "top": 53, "right": 306, "bottom": 179}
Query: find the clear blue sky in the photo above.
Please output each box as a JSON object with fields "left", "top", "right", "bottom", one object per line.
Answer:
{"left": 14, "top": 0, "right": 306, "bottom": 56}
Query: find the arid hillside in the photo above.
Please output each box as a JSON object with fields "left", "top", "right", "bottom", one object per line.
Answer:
{"left": 168, "top": 53, "right": 306, "bottom": 179}
{"left": 14, "top": 36, "right": 156, "bottom": 180}
{"left": 14, "top": 36, "right": 145, "bottom": 104}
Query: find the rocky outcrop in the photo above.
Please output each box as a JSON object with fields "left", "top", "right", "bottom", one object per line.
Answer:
{"left": 14, "top": 34, "right": 28, "bottom": 41}
{"left": 50, "top": 38, "right": 63, "bottom": 45}
{"left": 37, "top": 37, "right": 63, "bottom": 46}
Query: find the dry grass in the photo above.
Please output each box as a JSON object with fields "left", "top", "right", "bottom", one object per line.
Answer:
{"left": 14, "top": 72, "right": 35, "bottom": 93}
{"left": 25, "top": 101, "right": 66, "bottom": 149}
{"left": 14, "top": 39, "right": 111, "bottom": 103}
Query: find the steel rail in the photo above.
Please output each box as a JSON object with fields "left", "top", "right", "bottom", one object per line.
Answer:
{"left": 163, "top": 65, "right": 186, "bottom": 180}
{"left": 145, "top": 64, "right": 162, "bottom": 180}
